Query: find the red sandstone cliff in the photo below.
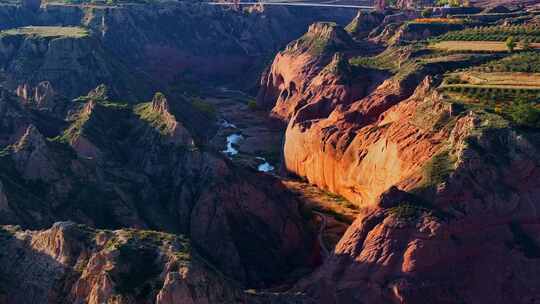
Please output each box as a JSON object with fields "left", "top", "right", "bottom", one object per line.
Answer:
{"left": 258, "top": 22, "right": 540, "bottom": 303}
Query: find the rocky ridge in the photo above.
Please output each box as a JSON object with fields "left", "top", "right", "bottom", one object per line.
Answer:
{"left": 0, "top": 1, "right": 356, "bottom": 100}
{"left": 258, "top": 19, "right": 540, "bottom": 303}
{"left": 0, "top": 222, "right": 245, "bottom": 304}
{"left": 0, "top": 85, "right": 316, "bottom": 288}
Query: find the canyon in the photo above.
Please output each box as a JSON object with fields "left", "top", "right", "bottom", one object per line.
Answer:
{"left": 1, "top": 0, "right": 540, "bottom": 303}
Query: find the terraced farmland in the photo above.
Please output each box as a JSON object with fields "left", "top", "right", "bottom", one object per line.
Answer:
{"left": 430, "top": 41, "right": 540, "bottom": 52}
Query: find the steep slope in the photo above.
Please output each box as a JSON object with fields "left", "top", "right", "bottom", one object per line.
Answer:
{"left": 0, "top": 222, "right": 244, "bottom": 304}
{"left": 297, "top": 80, "right": 540, "bottom": 303}
{"left": 345, "top": 10, "right": 384, "bottom": 40}
{"left": 74, "top": 3, "right": 356, "bottom": 87}
{"left": 258, "top": 21, "right": 540, "bottom": 303}
{"left": 0, "top": 26, "right": 150, "bottom": 100}
{"left": 0, "top": 87, "right": 315, "bottom": 287}
{"left": 0, "top": 1, "right": 356, "bottom": 98}
{"left": 259, "top": 26, "right": 500, "bottom": 206}
{"left": 256, "top": 22, "right": 365, "bottom": 119}
{"left": 0, "top": 88, "right": 31, "bottom": 146}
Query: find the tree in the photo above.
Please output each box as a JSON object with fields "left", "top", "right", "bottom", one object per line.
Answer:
{"left": 422, "top": 8, "right": 433, "bottom": 18}
{"left": 522, "top": 39, "right": 532, "bottom": 51}
{"left": 508, "top": 98, "right": 540, "bottom": 128}
{"left": 506, "top": 36, "right": 516, "bottom": 53}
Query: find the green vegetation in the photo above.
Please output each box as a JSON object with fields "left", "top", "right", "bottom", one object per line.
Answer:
{"left": 0, "top": 26, "right": 89, "bottom": 38}
{"left": 388, "top": 203, "right": 424, "bottom": 220}
{"left": 134, "top": 102, "right": 173, "bottom": 136}
{"left": 443, "top": 83, "right": 540, "bottom": 96}
{"left": 440, "top": 52, "right": 540, "bottom": 111}
{"left": 437, "top": 47, "right": 540, "bottom": 127}
{"left": 56, "top": 99, "right": 130, "bottom": 145}
{"left": 247, "top": 100, "right": 258, "bottom": 111}
{"left": 349, "top": 44, "right": 426, "bottom": 80}
{"left": 351, "top": 44, "right": 491, "bottom": 83}
{"left": 466, "top": 52, "right": 540, "bottom": 73}
{"left": 522, "top": 39, "right": 532, "bottom": 51}
{"left": 507, "top": 98, "right": 540, "bottom": 128}
{"left": 433, "top": 24, "right": 540, "bottom": 43}
{"left": 430, "top": 41, "right": 526, "bottom": 52}
{"left": 298, "top": 35, "right": 333, "bottom": 55}
{"left": 293, "top": 22, "right": 343, "bottom": 56}
{"left": 57, "top": 106, "right": 93, "bottom": 143}
{"left": 422, "top": 150, "right": 455, "bottom": 188}
{"left": 435, "top": 0, "right": 466, "bottom": 7}
{"left": 323, "top": 53, "right": 353, "bottom": 81}
{"left": 105, "top": 230, "right": 191, "bottom": 297}
{"left": 191, "top": 97, "right": 216, "bottom": 119}
{"left": 505, "top": 36, "right": 516, "bottom": 53}
{"left": 421, "top": 8, "right": 433, "bottom": 18}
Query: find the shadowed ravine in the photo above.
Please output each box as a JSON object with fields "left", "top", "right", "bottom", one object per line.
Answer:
{"left": 1, "top": 0, "right": 540, "bottom": 303}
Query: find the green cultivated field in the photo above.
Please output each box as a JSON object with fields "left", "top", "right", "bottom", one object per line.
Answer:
{"left": 433, "top": 24, "right": 540, "bottom": 43}
{"left": 430, "top": 41, "right": 540, "bottom": 52}
{"left": 1, "top": 26, "right": 89, "bottom": 38}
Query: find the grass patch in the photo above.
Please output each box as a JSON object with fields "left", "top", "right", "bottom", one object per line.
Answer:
{"left": 423, "top": 151, "right": 454, "bottom": 187}
{"left": 105, "top": 229, "right": 191, "bottom": 297}
{"left": 191, "top": 97, "right": 216, "bottom": 119}
{"left": 288, "top": 22, "right": 348, "bottom": 56}
{"left": 388, "top": 203, "right": 423, "bottom": 220}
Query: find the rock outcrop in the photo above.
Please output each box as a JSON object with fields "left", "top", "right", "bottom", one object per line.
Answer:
{"left": 299, "top": 113, "right": 540, "bottom": 303}
{"left": 0, "top": 222, "right": 245, "bottom": 304}
{"left": 345, "top": 11, "right": 384, "bottom": 40}
{"left": 0, "top": 88, "right": 31, "bottom": 146}
{"left": 11, "top": 124, "right": 58, "bottom": 181}
{"left": 256, "top": 22, "right": 361, "bottom": 119}
{"left": 387, "top": 22, "right": 465, "bottom": 45}
{"left": 0, "top": 86, "right": 315, "bottom": 287}
{"left": 259, "top": 22, "right": 540, "bottom": 303}
{"left": 0, "top": 1, "right": 356, "bottom": 98}
{"left": 16, "top": 81, "right": 62, "bottom": 113}
{"left": 146, "top": 92, "right": 194, "bottom": 146}
{"left": 0, "top": 27, "right": 150, "bottom": 100}
{"left": 259, "top": 28, "right": 498, "bottom": 207}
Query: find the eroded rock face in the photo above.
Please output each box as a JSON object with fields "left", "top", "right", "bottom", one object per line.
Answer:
{"left": 0, "top": 222, "right": 245, "bottom": 304}
{"left": 149, "top": 92, "right": 194, "bottom": 146}
{"left": 0, "top": 89, "right": 31, "bottom": 146}
{"left": 282, "top": 77, "right": 444, "bottom": 206}
{"left": 0, "top": 31, "right": 149, "bottom": 100}
{"left": 74, "top": 3, "right": 355, "bottom": 87}
{"left": 257, "top": 23, "right": 361, "bottom": 120}
{"left": 0, "top": 181, "right": 15, "bottom": 224}
{"left": 345, "top": 11, "right": 384, "bottom": 40}
{"left": 299, "top": 117, "right": 540, "bottom": 304}
{"left": 0, "top": 87, "right": 315, "bottom": 287}
{"left": 260, "top": 22, "right": 540, "bottom": 302}
{"left": 0, "top": 2, "right": 356, "bottom": 98}
{"left": 11, "top": 124, "right": 59, "bottom": 181}
{"left": 17, "top": 81, "right": 56, "bottom": 110}
{"left": 259, "top": 25, "right": 496, "bottom": 208}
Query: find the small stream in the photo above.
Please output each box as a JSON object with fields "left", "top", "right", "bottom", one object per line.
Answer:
{"left": 256, "top": 157, "right": 275, "bottom": 172}
{"left": 222, "top": 133, "right": 243, "bottom": 156}
{"left": 220, "top": 119, "right": 275, "bottom": 173}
